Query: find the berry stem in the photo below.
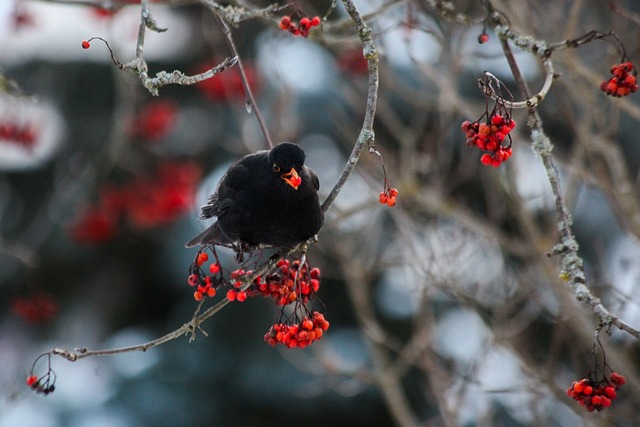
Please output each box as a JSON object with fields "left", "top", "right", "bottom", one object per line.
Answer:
{"left": 215, "top": 15, "right": 274, "bottom": 149}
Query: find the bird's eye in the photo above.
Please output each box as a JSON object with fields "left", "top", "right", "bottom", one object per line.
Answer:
{"left": 272, "top": 164, "right": 281, "bottom": 173}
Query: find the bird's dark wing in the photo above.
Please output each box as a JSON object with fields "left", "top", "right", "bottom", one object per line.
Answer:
{"left": 305, "top": 166, "right": 320, "bottom": 191}
{"left": 200, "top": 152, "right": 265, "bottom": 220}
{"left": 186, "top": 151, "right": 269, "bottom": 248}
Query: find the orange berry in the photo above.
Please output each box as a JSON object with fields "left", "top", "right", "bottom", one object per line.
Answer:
{"left": 81, "top": 40, "right": 91, "bottom": 49}
{"left": 196, "top": 252, "right": 209, "bottom": 266}
{"left": 302, "top": 319, "right": 314, "bottom": 330}
{"left": 279, "top": 16, "right": 291, "bottom": 30}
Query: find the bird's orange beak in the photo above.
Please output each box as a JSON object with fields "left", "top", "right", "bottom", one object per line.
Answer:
{"left": 281, "top": 168, "right": 302, "bottom": 190}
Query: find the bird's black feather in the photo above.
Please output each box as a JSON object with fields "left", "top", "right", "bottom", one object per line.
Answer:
{"left": 186, "top": 143, "right": 323, "bottom": 248}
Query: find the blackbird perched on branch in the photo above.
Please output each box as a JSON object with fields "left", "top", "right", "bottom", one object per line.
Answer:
{"left": 186, "top": 142, "right": 323, "bottom": 251}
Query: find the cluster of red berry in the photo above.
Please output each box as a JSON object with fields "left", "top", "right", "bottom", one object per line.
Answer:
{"left": 264, "top": 311, "right": 330, "bottom": 348}
{"left": 600, "top": 62, "right": 638, "bottom": 97}
{"left": 226, "top": 268, "right": 250, "bottom": 302}
{"left": 337, "top": 49, "right": 369, "bottom": 75}
{"left": 0, "top": 120, "right": 38, "bottom": 151}
{"left": 379, "top": 187, "right": 398, "bottom": 207}
{"left": 12, "top": 293, "right": 58, "bottom": 324}
{"left": 188, "top": 273, "right": 217, "bottom": 301}
{"left": 188, "top": 252, "right": 220, "bottom": 301}
{"left": 251, "top": 259, "right": 321, "bottom": 305}
{"left": 131, "top": 100, "right": 178, "bottom": 141}
{"left": 26, "top": 375, "right": 55, "bottom": 395}
{"left": 279, "top": 15, "right": 321, "bottom": 38}
{"left": 566, "top": 372, "right": 626, "bottom": 412}
{"left": 461, "top": 113, "right": 515, "bottom": 167}
{"left": 185, "top": 251, "right": 329, "bottom": 348}
{"left": 69, "top": 162, "right": 201, "bottom": 243}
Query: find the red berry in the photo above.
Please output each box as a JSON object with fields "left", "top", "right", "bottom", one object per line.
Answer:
{"left": 604, "top": 386, "right": 616, "bottom": 399}
{"left": 226, "top": 289, "right": 237, "bottom": 301}
{"left": 480, "top": 154, "right": 492, "bottom": 165}
{"left": 379, "top": 192, "right": 389, "bottom": 204}
{"left": 26, "top": 375, "right": 39, "bottom": 388}
{"left": 486, "top": 140, "right": 498, "bottom": 152}
{"left": 478, "top": 32, "right": 489, "bottom": 44}
{"left": 583, "top": 385, "right": 593, "bottom": 396}
{"left": 188, "top": 274, "right": 199, "bottom": 286}
{"left": 209, "top": 263, "right": 220, "bottom": 274}
{"left": 196, "top": 252, "right": 208, "bottom": 266}
{"left": 299, "top": 17, "right": 310, "bottom": 30}
{"left": 81, "top": 40, "right": 90, "bottom": 49}
{"left": 194, "top": 291, "right": 203, "bottom": 301}
{"left": 310, "top": 16, "right": 321, "bottom": 27}
{"left": 236, "top": 291, "right": 247, "bottom": 302}
{"left": 279, "top": 16, "right": 291, "bottom": 30}
{"left": 610, "top": 372, "right": 626, "bottom": 387}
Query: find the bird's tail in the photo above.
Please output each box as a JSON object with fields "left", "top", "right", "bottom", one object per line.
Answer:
{"left": 184, "top": 223, "right": 231, "bottom": 248}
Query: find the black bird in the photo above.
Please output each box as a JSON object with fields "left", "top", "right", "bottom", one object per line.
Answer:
{"left": 186, "top": 142, "right": 323, "bottom": 250}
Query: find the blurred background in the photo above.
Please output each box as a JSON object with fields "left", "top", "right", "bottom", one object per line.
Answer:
{"left": 1, "top": 0, "right": 640, "bottom": 426}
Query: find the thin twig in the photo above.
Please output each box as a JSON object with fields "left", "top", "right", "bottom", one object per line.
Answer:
{"left": 214, "top": 13, "right": 274, "bottom": 149}
{"left": 50, "top": 245, "right": 299, "bottom": 362}
{"left": 478, "top": 61, "right": 557, "bottom": 109}
{"left": 321, "top": 0, "right": 379, "bottom": 213}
